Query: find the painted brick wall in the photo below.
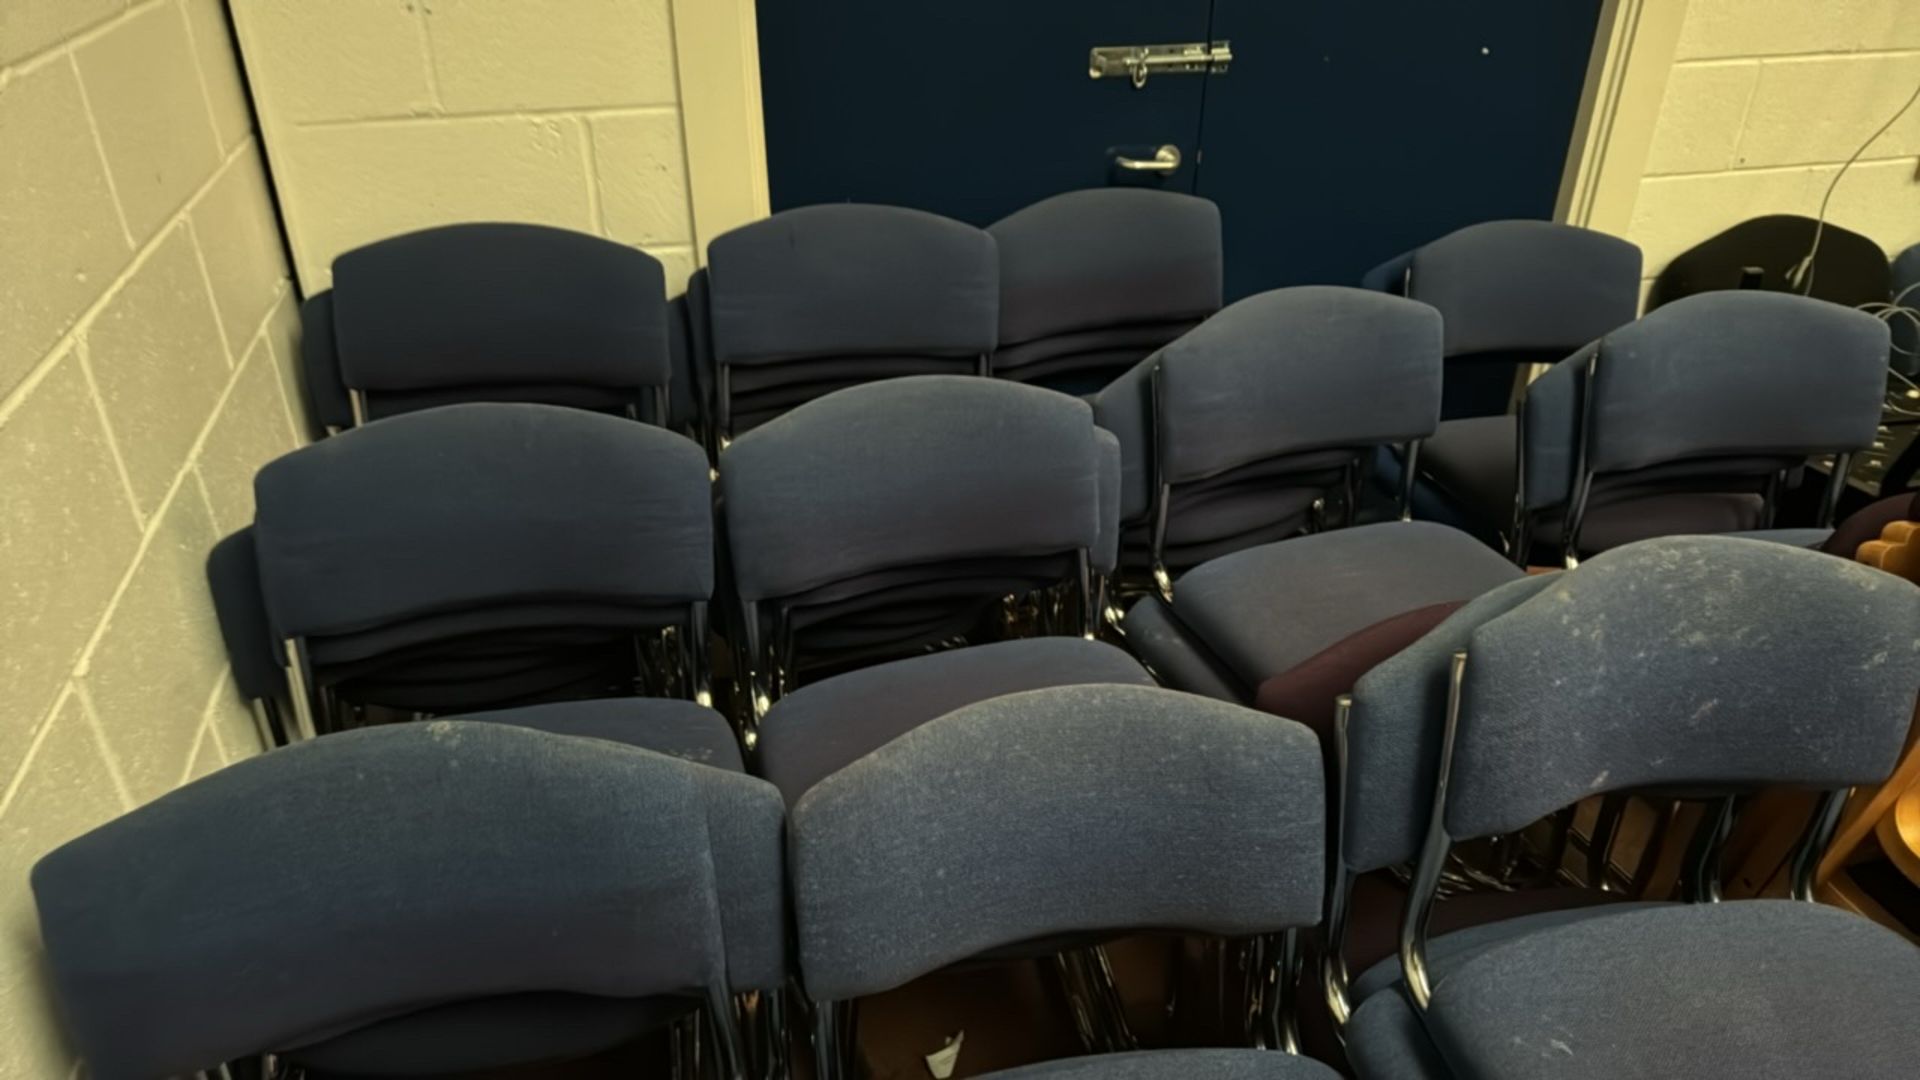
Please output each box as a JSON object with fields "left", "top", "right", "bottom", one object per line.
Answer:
{"left": 1630, "top": 0, "right": 1920, "bottom": 295}
{"left": 0, "top": 2, "right": 301, "bottom": 1073}
{"left": 232, "top": 0, "right": 699, "bottom": 295}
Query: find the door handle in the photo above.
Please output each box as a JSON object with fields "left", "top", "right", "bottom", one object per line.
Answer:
{"left": 1115, "top": 145, "right": 1181, "bottom": 173}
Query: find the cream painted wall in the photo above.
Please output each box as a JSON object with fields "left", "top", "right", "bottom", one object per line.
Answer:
{"left": 1628, "top": 0, "right": 1920, "bottom": 294}
{"left": 0, "top": 1, "right": 301, "bottom": 1074}
{"left": 231, "top": 0, "right": 770, "bottom": 297}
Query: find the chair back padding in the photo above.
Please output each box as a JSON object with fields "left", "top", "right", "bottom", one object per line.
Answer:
{"left": 990, "top": 189, "right": 1221, "bottom": 347}
{"left": 31, "top": 723, "right": 758, "bottom": 1078}
{"left": 721, "top": 377, "right": 1104, "bottom": 603}
{"left": 253, "top": 403, "right": 713, "bottom": 642}
{"left": 329, "top": 223, "right": 670, "bottom": 392}
{"left": 1343, "top": 575, "right": 1560, "bottom": 874}
{"left": 1892, "top": 241, "right": 1920, "bottom": 376}
{"left": 298, "top": 291, "right": 353, "bottom": 430}
{"left": 706, "top": 205, "right": 997, "bottom": 367}
{"left": 1405, "top": 220, "right": 1641, "bottom": 358}
{"left": 791, "top": 685, "right": 1324, "bottom": 1002}
{"left": 206, "top": 528, "right": 284, "bottom": 701}
{"left": 1523, "top": 292, "right": 1892, "bottom": 510}
{"left": 1446, "top": 537, "right": 1920, "bottom": 841}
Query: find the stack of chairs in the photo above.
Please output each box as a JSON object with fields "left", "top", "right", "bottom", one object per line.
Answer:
{"left": 27, "top": 202, "right": 1920, "bottom": 1080}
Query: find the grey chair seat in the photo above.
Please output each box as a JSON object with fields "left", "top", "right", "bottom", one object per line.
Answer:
{"left": 1345, "top": 988, "right": 1447, "bottom": 1080}
{"left": 1418, "top": 416, "right": 1517, "bottom": 532}
{"left": 462, "top": 698, "right": 744, "bottom": 772}
{"left": 756, "top": 638, "right": 1152, "bottom": 803}
{"left": 1423, "top": 900, "right": 1920, "bottom": 1080}
{"left": 1348, "top": 899, "right": 1665, "bottom": 1003}
{"left": 1125, "top": 522, "right": 1522, "bottom": 700}
{"left": 977, "top": 1049, "right": 1341, "bottom": 1079}
{"left": 1725, "top": 526, "right": 1832, "bottom": 547}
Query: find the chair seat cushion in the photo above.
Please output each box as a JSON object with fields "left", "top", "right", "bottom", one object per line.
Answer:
{"left": 1425, "top": 900, "right": 1920, "bottom": 1080}
{"left": 1345, "top": 989, "right": 1447, "bottom": 1080}
{"left": 1725, "top": 526, "right": 1833, "bottom": 548}
{"left": 757, "top": 638, "right": 1153, "bottom": 803}
{"left": 1349, "top": 896, "right": 1664, "bottom": 1003}
{"left": 1252, "top": 601, "right": 1467, "bottom": 744}
{"left": 1420, "top": 415, "right": 1518, "bottom": 531}
{"left": 1154, "top": 522, "right": 1521, "bottom": 691}
{"left": 461, "top": 697, "right": 743, "bottom": 771}
{"left": 978, "top": 1049, "right": 1341, "bottom": 1079}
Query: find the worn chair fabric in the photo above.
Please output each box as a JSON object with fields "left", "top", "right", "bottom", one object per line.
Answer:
{"left": 251, "top": 402, "right": 714, "bottom": 715}
{"left": 1423, "top": 290, "right": 1892, "bottom": 562}
{"left": 299, "top": 223, "right": 673, "bottom": 430}
{"left": 32, "top": 722, "right": 782, "bottom": 1078}
{"left": 705, "top": 204, "right": 998, "bottom": 436}
{"left": 977, "top": 1049, "right": 1338, "bottom": 1079}
{"left": 790, "top": 684, "right": 1326, "bottom": 1003}
{"left": 1123, "top": 523, "right": 1522, "bottom": 704}
{"left": 989, "top": 189, "right": 1222, "bottom": 392}
{"left": 1362, "top": 220, "right": 1641, "bottom": 419}
{"left": 1095, "top": 286, "right": 1443, "bottom": 582}
{"left": 459, "top": 698, "right": 745, "bottom": 772}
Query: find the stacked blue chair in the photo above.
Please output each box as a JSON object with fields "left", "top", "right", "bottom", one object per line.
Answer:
{"left": 32, "top": 721, "right": 785, "bottom": 1078}
{"left": 721, "top": 375, "right": 1144, "bottom": 777}
{"left": 237, "top": 403, "right": 730, "bottom": 764}
{"left": 790, "top": 684, "right": 1342, "bottom": 1079}
{"left": 704, "top": 204, "right": 998, "bottom": 440}
{"left": 989, "top": 188, "right": 1223, "bottom": 395}
{"left": 1421, "top": 290, "right": 1890, "bottom": 565}
{"left": 299, "top": 222, "right": 673, "bottom": 432}
{"left": 1095, "top": 285, "right": 1445, "bottom": 596}
{"left": 1361, "top": 220, "right": 1642, "bottom": 421}
{"left": 1332, "top": 536, "right": 1920, "bottom": 1078}
{"left": 1891, "top": 241, "right": 1919, "bottom": 377}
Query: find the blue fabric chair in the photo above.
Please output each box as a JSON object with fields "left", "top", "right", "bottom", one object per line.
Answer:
{"left": 723, "top": 376, "right": 1140, "bottom": 788}
{"left": 1891, "top": 241, "right": 1920, "bottom": 377}
{"left": 247, "top": 403, "right": 722, "bottom": 743}
{"left": 1420, "top": 290, "right": 1891, "bottom": 565}
{"left": 989, "top": 188, "right": 1222, "bottom": 394}
{"left": 1095, "top": 285, "right": 1444, "bottom": 593}
{"left": 298, "top": 223, "right": 674, "bottom": 433}
{"left": 1361, "top": 220, "right": 1641, "bottom": 421}
{"left": 704, "top": 204, "right": 998, "bottom": 440}
{"left": 790, "top": 685, "right": 1342, "bottom": 1080}
{"left": 1339, "top": 536, "right": 1920, "bottom": 1079}
{"left": 31, "top": 722, "right": 786, "bottom": 1078}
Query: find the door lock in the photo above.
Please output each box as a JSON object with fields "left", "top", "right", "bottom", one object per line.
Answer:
{"left": 1089, "top": 41, "right": 1232, "bottom": 89}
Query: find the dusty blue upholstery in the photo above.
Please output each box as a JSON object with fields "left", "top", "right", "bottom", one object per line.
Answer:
{"left": 790, "top": 685, "right": 1325, "bottom": 1002}
{"left": 1449, "top": 536, "right": 1920, "bottom": 840}
{"left": 989, "top": 189, "right": 1221, "bottom": 388}
{"left": 459, "top": 697, "right": 744, "bottom": 772}
{"left": 978, "top": 1049, "right": 1339, "bottom": 1079}
{"left": 705, "top": 204, "right": 997, "bottom": 432}
{"left": 205, "top": 528, "right": 284, "bottom": 703}
{"left": 1126, "top": 523, "right": 1522, "bottom": 701}
{"left": 755, "top": 638, "right": 1152, "bottom": 803}
{"left": 1424, "top": 902, "right": 1920, "bottom": 1080}
{"left": 1344, "top": 990, "right": 1447, "bottom": 1080}
{"left": 31, "top": 723, "right": 776, "bottom": 1078}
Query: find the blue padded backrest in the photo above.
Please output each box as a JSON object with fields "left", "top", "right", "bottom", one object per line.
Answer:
{"left": 1446, "top": 537, "right": 1920, "bottom": 842}
{"left": 720, "top": 376, "right": 1105, "bottom": 604}
{"left": 1521, "top": 291, "right": 1890, "bottom": 509}
{"left": 989, "top": 188, "right": 1221, "bottom": 346}
{"left": 299, "top": 291, "right": 353, "bottom": 431}
{"left": 1342, "top": 574, "right": 1560, "bottom": 874}
{"left": 791, "top": 685, "right": 1324, "bottom": 1002}
{"left": 1892, "top": 242, "right": 1920, "bottom": 376}
{"left": 252, "top": 403, "right": 713, "bottom": 642}
{"left": 32, "top": 723, "right": 753, "bottom": 1078}
{"left": 205, "top": 528, "right": 285, "bottom": 702}
{"left": 1093, "top": 286, "right": 1442, "bottom": 520}
{"left": 330, "top": 223, "right": 670, "bottom": 392}
{"left": 1406, "top": 220, "right": 1642, "bottom": 358}
{"left": 705, "top": 204, "right": 998, "bottom": 366}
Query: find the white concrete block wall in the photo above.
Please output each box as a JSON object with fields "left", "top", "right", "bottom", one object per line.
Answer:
{"left": 233, "top": 0, "right": 701, "bottom": 295}
{"left": 0, "top": 2, "right": 300, "bottom": 1073}
{"left": 1630, "top": 0, "right": 1920, "bottom": 292}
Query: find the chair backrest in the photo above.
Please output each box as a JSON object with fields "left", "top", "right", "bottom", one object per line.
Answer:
{"left": 1445, "top": 537, "right": 1920, "bottom": 843}
{"left": 720, "top": 376, "right": 1110, "bottom": 678}
{"left": 705, "top": 204, "right": 998, "bottom": 436}
{"left": 313, "top": 223, "right": 672, "bottom": 425}
{"left": 206, "top": 528, "right": 284, "bottom": 704}
{"left": 1520, "top": 291, "right": 1890, "bottom": 553}
{"left": 32, "top": 722, "right": 774, "bottom": 1078}
{"left": 1094, "top": 286, "right": 1442, "bottom": 581}
{"left": 790, "top": 685, "right": 1324, "bottom": 1002}
{"left": 251, "top": 403, "right": 713, "bottom": 711}
{"left": 1365, "top": 220, "right": 1641, "bottom": 419}
{"left": 989, "top": 189, "right": 1222, "bottom": 391}
{"left": 1892, "top": 241, "right": 1920, "bottom": 377}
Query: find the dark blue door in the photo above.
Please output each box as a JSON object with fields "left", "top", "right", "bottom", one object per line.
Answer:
{"left": 757, "top": 2, "right": 1214, "bottom": 225}
{"left": 1196, "top": 1, "right": 1603, "bottom": 297}
{"left": 756, "top": 2, "right": 1602, "bottom": 296}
